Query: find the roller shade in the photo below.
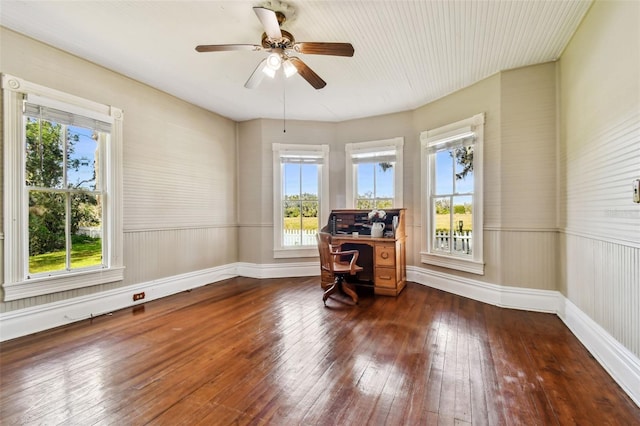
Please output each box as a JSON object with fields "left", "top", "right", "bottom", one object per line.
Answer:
{"left": 280, "top": 153, "right": 325, "bottom": 164}
{"left": 24, "top": 103, "right": 112, "bottom": 134}
{"left": 426, "top": 126, "right": 475, "bottom": 154}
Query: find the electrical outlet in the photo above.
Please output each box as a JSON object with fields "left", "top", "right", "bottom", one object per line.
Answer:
{"left": 133, "top": 292, "right": 145, "bottom": 301}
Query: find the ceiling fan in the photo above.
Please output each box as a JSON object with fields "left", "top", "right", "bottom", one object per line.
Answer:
{"left": 195, "top": 6, "right": 354, "bottom": 90}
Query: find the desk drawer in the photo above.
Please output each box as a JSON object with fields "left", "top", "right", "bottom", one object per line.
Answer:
{"left": 375, "top": 243, "right": 396, "bottom": 267}
{"left": 375, "top": 267, "right": 397, "bottom": 289}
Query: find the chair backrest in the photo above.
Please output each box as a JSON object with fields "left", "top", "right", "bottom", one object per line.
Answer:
{"left": 316, "top": 232, "right": 334, "bottom": 274}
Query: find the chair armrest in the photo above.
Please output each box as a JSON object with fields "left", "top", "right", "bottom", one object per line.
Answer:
{"left": 331, "top": 249, "right": 360, "bottom": 274}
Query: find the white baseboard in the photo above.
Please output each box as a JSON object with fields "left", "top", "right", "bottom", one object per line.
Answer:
{"left": 236, "top": 261, "right": 318, "bottom": 279}
{"left": 0, "top": 263, "right": 238, "bottom": 342}
{"left": 407, "top": 265, "right": 562, "bottom": 313}
{"left": 559, "top": 299, "right": 640, "bottom": 407}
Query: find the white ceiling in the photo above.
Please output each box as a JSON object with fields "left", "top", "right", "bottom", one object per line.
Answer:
{"left": 1, "top": 0, "right": 593, "bottom": 122}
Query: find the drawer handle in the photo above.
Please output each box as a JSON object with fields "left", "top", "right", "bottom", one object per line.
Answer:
{"left": 380, "top": 252, "right": 389, "bottom": 259}
{"left": 380, "top": 275, "right": 392, "bottom": 280}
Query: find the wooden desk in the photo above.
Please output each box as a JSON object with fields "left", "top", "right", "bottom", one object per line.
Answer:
{"left": 322, "top": 209, "right": 407, "bottom": 296}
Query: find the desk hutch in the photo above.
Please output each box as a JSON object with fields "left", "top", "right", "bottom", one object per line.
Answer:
{"left": 320, "top": 208, "right": 407, "bottom": 296}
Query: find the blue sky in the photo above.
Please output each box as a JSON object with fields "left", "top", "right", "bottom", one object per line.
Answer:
{"left": 435, "top": 150, "right": 473, "bottom": 195}
{"left": 283, "top": 163, "right": 318, "bottom": 197}
{"left": 67, "top": 125, "right": 98, "bottom": 190}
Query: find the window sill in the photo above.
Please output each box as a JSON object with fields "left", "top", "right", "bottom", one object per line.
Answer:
{"left": 420, "top": 252, "right": 484, "bottom": 275}
{"left": 3, "top": 266, "right": 125, "bottom": 301}
{"left": 273, "top": 247, "right": 318, "bottom": 259}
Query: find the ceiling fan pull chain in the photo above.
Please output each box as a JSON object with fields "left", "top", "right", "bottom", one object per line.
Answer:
{"left": 283, "top": 77, "right": 287, "bottom": 133}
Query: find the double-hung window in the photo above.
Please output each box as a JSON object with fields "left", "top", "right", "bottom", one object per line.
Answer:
{"left": 420, "top": 113, "right": 484, "bottom": 275}
{"left": 2, "top": 74, "right": 124, "bottom": 301}
{"left": 345, "top": 137, "right": 403, "bottom": 209}
{"left": 272, "top": 143, "right": 329, "bottom": 258}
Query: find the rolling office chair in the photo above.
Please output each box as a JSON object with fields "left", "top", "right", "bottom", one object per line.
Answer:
{"left": 316, "top": 232, "right": 363, "bottom": 305}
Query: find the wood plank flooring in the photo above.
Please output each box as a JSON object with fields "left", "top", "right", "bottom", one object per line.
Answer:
{"left": 1, "top": 277, "right": 638, "bottom": 425}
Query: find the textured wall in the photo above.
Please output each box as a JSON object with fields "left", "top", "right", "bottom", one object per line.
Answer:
{"left": 0, "top": 28, "right": 237, "bottom": 313}
{"left": 237, "top": 119, "right": 336, "bottom": 264}
{"left": 558, "top": 0, "right": 640, "bottom": 357}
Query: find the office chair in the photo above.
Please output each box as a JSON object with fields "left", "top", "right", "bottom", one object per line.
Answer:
{"left": 316, "top": 232, "right": 363, "bottom": 305}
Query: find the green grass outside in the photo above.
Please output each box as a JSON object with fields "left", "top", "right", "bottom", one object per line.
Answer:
{"left": 284, "top": 216, "right": 319, "bottom": 231}
{"left": 435, "top": 212, "right": 473, "bottom": 232}
{"left": 29, "top": 236, "right": 102, "bottom": 274}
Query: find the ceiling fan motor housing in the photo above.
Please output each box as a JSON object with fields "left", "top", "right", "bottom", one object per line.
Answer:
{"left": 261, "top": 29, "right": 295, "bottom": 50}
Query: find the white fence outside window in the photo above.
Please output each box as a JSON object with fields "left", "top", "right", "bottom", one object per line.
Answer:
{"left": 283, "top": 229, "right": 318, "bottom": 246}
{"left": 77, "top": 226, "right": 102, "bottom": 238}
{"left": 435, "top": 230, "right": 473, "bottom": 255}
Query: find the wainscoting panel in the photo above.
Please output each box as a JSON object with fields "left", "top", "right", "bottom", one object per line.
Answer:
{"left": 564, "top": 232, "right": 639, "bottom": 359}
{"left": 484, "top": 229, "right": 558, "bottom": 290}
{"left": 122, "top": 226, "right": 237, "bottom": 287}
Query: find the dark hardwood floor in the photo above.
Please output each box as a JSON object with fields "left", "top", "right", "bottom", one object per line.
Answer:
{"left": 1, "top": 277, "right": 638, "bottom": 425}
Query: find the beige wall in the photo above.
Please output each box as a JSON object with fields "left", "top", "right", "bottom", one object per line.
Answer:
{"left": 559, "top": 0, "right": 640, "bottom": 357}
{"left": 1, "top": 28, "right": 238, "bottom": 312}
{"left": 238, "top": 64, "right": 560, "bottom": 293}
{"left": 237, "top": 118, "right": 336, "bottom": 264}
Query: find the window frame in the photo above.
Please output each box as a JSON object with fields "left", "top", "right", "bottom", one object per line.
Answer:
{"left": 345, "top": 137, "right": 404, "bottom": 209}
{"left": 272, "top": 143, "right": 329, "bottom": 259}
{"left": 420, "top": 113, "right": 485, "bottom": 275}
{"left": 2, "top": 74, "right": 124, "bottom": 301}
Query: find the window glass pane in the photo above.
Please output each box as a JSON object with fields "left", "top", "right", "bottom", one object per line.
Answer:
{"left": 300, "top": 164, "right": 318, "bottom": 198}
{"left": 452, "top": 195, "right": 473, "bottom": 255}
{"left": 301, "top": 201, "right": 318, "bottom": 219}
{"left": 302, "top": 201, "right": 319, "bottom": 246}
{"left": 283, "top": 200, "right": 302, "bottom": 246}
{"left": 282, "top": 162, "right": 319, "bottom": 247}
{"left": 283, "top": 163, "right": 300, "bottom": 197}
{"left": 454, "top": 146, "right": 474, "bottom": 194}
{"left": 356, "top": 163, "right": 374, "bottom": 200}
{"left": 357, "top": 199, "right": 374, "bottom": 210}
{"left": 375, "top": 162, "right": 394, "bottom": 198}
{"left": 375, "top": 199, "right": 393, "bottom": 209}
{"left": 28, "top": 191, "right": 66, "bottom": 274}
{"left": 71, "top": 193, "right": 103, "bottom": 269}
{"left": 433, "top": 196, "right": 451, "bottom": 252}
{"left": 283, "top": 200, "right": 301, "bottom": 220}
{"left": 67, "top": 126, "right": 100, "bottom": 190}
{"left": 434, "top": 150, "right": 453, "bottom": 195}
{"left": 25, "top": 117, "right": 64, "bottom": 189}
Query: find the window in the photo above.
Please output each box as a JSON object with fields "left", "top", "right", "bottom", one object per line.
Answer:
{"left": 2, "top": 74, "right": 124, "bottom": 300}
{"left": 272, "top": 143, "right": 329, "bottom": 258}
{"left": 345, "top": 137, "right": 403, "bottom": 209}
{"left": 420, "top": 113, "right": 484, "bottom": 274}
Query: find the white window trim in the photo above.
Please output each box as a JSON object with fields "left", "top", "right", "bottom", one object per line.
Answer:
{"left": 420, "top": 113, "right": 485, "bottom": 275}
{"left": 272, "top": 143, "right": 329, "bottom": 258}
{"left": 345, "top": 137, "right": 404, "bottom": 208}
{"left": 2, "top": 74, "right": 124, "bottom": 301}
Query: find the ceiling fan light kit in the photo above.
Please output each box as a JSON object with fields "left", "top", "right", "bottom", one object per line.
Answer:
{"left": 282, "top": 59, "right": 297, "bottom": 77}
{"left": 195, "top": 5, "right": 354, "bottom": 90}
{"left": 266, "top": 52, "right": 282, "bottom": 70}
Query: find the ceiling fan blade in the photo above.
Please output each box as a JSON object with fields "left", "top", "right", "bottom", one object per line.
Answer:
{"left": 253, "top": 7, "right": 282, "bottom": 40}
{"left": 289, "top": 57, "right": 326, "bottom": 90}
{"left": 196, "top": 44, "right": 262, "bottom": 53}
{"left": 293, "top": 42, "right": 355, "bottom": 57}
{"left": 245, "top": 58, "right": 268, "bottom": 89}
